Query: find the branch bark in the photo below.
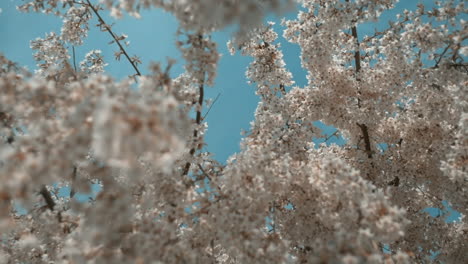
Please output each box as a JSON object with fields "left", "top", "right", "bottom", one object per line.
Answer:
{"left": 350, "top": 21, "right": 373, "bottom": 160}
{"left": 182, "top": 81, "right": 205, "bottom": 177}
{"left": 70, "top": 166, "right": 77, "bottom": 198}
{"left": 39, "top": 185, "right": 55, "bottom": 211}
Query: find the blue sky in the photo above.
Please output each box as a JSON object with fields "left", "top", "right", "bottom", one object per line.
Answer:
{"left": 0, "top": 0, "right": 434, "bottom": 163}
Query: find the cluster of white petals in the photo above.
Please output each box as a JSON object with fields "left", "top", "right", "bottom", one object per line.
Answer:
{"left": 92, "top": 81, "right": 189, "bottom": 171}
{"left": 97, "top": 0, "right": 294, "bottom": 34}
{"left": 80, "top": 50, "right": 107, "bottom": 74}
{"left": 176, "top": 32, "right": 220, "bottom": 86}
{"left": 1, "top": 0, "right": 467, "bottom": 263}
{"left": 30, "top": 32, "right": 70, "bottom": 77}
{"left": 61, "top": 6, "right": 91, "bottom": 46}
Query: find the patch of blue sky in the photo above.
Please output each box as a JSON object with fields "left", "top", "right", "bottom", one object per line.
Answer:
{"left": 13, "top": 201, "right": 28, "bottom": 216}
{"left": 193, "top": 176, "right": 215, "bottom": 194}
{"left": 204, "top": 177, "right": 213, "bottom": 192}
{"left": 382, "top": 243, "right": 392, "bottom": 254}
{"left": 312, "top": 121, "right": 347, "bottom": 147}
{"left": 377, "top": 202, "right": 460, "bottom": 260}
{"left": 423, "top": 200, "right": 462, "bottom": 223}
{"left": 153, "top": 211, "right": 166, "bottom": 222}
{"left": 57, "top": 183, "right": 101, "bottom": 203}
{"left": 376, "top": 142, "right": 388, "bottom": 153}
{"left": 12, "top": 125, "right": 27, "bottom": 136}
{"left": 12, "top": 182, "right": 100, "bottom": 215}
{"left": 1, "top": 0, "right": 465, "bottom": 164}
{"left": 208, "top": 192, "right": 219, "bottom": 202}
{"left": 195, "top": 186, "right": 205, "bottom": 194}
{"left": 265, "top": 216, "right": 274, "bottom": 233}
{"left": 185, "top": 201, "right": 202, "bottom": 215}
{"left": 284, "top": 202, "right": 295, "bottom": 210}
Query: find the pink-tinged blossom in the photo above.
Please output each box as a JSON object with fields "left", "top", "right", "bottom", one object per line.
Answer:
{"left": 80, "top": 50, "right": 107, "bottom": 74}
{"left": 61, "top": 6, "right": 91, "bottom": 46}
{"left": 1, "top": 0, "right": 467, "bottom": 263}
{"left": 30, "top": 32, "right": 70, "bottom": 77}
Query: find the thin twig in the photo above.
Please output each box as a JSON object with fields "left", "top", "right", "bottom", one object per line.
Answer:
{"left": 433, "top": 44, "right": 450, "bottom": 69}
{"left": 197, "top": 163, "right": 212, "bottom": 182}
{"left": 202, "top": 93, "right": 221, "bottom": 120}
{"left": 85, "top": 0, "right": 141, "bottom": 76}
{"left": 362, "top": 17, "right": 410, "bottom": 43}
{"left": 72, "top": 46, "right": 77, "bottom": 72}
{"left": 416, "top": 185, "right": 442, "bottom": 205}
{"left": 324, "top": 130, "right": 339, "bottom": 142}
{"left": 270, "top": 201, "right": 276, "bottom": 233}
{"left": 71, "top": 0, "right": 87, "bottom": 5}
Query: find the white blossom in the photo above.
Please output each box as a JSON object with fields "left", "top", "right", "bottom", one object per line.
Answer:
{"left": 80, "top": 50, "right": 107, "bottom": 74}
{"left": 61, "top": 6, "right": 91, "bottom": 46}
{"left": 1, "top": 0, "right": 467, "bottom": 263}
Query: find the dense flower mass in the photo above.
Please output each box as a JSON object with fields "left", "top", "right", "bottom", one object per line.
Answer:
{"left": 80, "top": 50, "right": 107, "bottom": 74}
{"left": 1, "top": 0, "right": 467, "bottom": 263}
{"left": 61, "top": 6, "right": 91, "bottom": 46}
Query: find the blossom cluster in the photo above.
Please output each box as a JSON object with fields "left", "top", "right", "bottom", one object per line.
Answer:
{"left": 61, "top": 6, "right": 91, "bottom": 46}
{"left": 1, "top": 0, "right": 467, "bottom": 263}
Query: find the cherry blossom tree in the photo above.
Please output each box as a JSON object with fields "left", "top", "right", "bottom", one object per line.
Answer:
{"left": 1, "top": 0, "right": 467, "bottom": 263}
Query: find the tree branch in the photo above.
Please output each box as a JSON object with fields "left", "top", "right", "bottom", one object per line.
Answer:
{"left": 351, "top": 26, "right": 361, "bottom": 77}
{"left": 39, "top": 185, "right": 55, "bottom": 211}
{"left": 70, "top": 166, "right": 77, "bottom": 198}
{"left": 84, "top": 0, "right": 141, "bottom": 76}
{"left": 72, "top": 46, "right": 77, "bottom": 72}
{"left": 182, "top": 81, "right": 205, "bottom": 177}
{"left": 350, "top": 19, "right": 373, "bottom": 160}
{"left": 357, "top": 122, "right": 372, "bottom": 159}
{"left": 324, "top": 130, "right": 340, "bottom": 143}
{"left": 202, "top": 93, "right": 221, "bottom": 120}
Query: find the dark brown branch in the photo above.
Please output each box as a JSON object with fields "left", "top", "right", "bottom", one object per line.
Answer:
{"left": 357, "top": 122, "right": 372, "bottom": 159}
{"left": 350, "top": 21, "right": 373, "bottom": 160}
{"left": 0, "top": 111, "right": 13, "bottom": 128}
{"left": 388, "top": 176, "right": 400, "bottom": 187}
{"left": 39, "top": 185, "right": 55, "bottom": 211}
{"left": 351, "top": 26, "right": 361, "bottom": 77}
{"left": 182, "top": 81, "right": 205, "bottom": 177}
{"left": 279, "top": 84, "right": 286, "bottom": 95}
{"left": 85, "top": 0, "right": 141, "bottom": 76}
{"left": 70, "top": 166, "right": 77, "bottom": 198}
{"left": 1, "top": 112, "right": 15, "bottom": 144}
